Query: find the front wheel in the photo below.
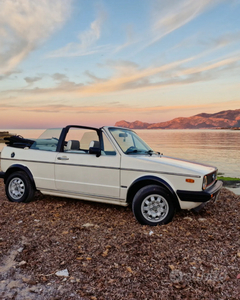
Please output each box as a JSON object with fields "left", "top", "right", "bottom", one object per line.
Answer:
{"left": 5, "top": 171, "right": 35, "bottom": 203}
{"left": 132, "top": 185, "right": 175, "bottom": 226}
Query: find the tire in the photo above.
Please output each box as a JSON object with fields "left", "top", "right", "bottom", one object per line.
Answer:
{"left": 5, "top": 171, "right": 35, "bottom": 203}
{"left": 132, "top": 185, "right": 175, "bottom": 226}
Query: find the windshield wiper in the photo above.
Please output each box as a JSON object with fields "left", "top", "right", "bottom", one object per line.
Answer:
{"left": 145, "top": 150, "right": 160, "bottom": 156}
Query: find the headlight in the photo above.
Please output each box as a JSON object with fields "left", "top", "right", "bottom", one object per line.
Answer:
{"left": 202, "top": 175, "right": 207, "bottom": 190}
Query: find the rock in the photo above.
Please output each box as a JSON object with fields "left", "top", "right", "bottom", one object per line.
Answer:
{"left": 18, "top": 260, "right": 27, "bottom": 266}
{"left": 82, "top": 223, "right": 94, "bottom": 227}
{"left": 184, "top": 217, "right": 193, "bottom": 221}
{"left": 55, "top": 269, "right": 69, "bottom": 277}
{"left": 7, "top": 281, "right": 21, "bottom": 289}
{"left": 198, "top": 218, "right": 207, "bottom": 222}
{"left": 126, "top": 266, "right": 133, "bottom": 273}
{"left": 29, "top": 286, "right": 41, "bottom": 293}
{"left": 102, "top": 249, "right": 109, "bottom": 257}
{"left": 22, "top": 277, "right": 31, "bottom": 283}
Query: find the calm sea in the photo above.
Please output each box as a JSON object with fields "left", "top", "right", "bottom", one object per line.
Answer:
{"left": 0, "top": 128, "right": 239, "bottom": 178}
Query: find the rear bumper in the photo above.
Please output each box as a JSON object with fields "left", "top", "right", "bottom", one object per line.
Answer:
{"left": 0, "top": 172, "right": 5, "bottom": 179}
{"left": 177, "top": 180, "right": 223, "bottom": 203}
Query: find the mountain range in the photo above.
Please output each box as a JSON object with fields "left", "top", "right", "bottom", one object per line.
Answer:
{"left": 115, "top": 109, "right": 240, "bottom": 129}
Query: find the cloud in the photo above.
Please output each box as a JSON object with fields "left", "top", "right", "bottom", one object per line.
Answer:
{"left": 0, "top": 69, "right": 22, "bottom": 81}
{"left": 202, "top": 31, "right": 240, "bottom": 48}
{"left": 2, "top": 100, "right": 239, "bottom": 118}
{"left": 52, "top": 73, "right": 69, "bottom": 82}
{"left": 84, "top": 71, "right": 107, "bottom": 83}
{"left": 0, "top": 0, "right": 71, "bottom": 74}
{"left": 48, "top": 9, "right": 108, "bottom": 58}
{"left": 1, "top": 53, "right": 239, "bottom": 103}
{"left": 113, "top": 24, "right": 139, "bottom": 53}
{"left": 24, "top": 76, "right": 42, "bottom": 84}
{"left": 144, "top": 0, "right": 224, "bottom": 48}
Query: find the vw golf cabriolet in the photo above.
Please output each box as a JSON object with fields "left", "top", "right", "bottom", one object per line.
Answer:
{"left": 0, "top": 125, "right": 222, "bottom": 226}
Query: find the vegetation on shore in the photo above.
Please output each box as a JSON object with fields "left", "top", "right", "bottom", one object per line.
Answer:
{"left": 217, "top": 176, "right": 240, "bottom": 181}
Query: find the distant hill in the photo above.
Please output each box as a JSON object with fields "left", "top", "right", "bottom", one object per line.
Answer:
{"left": 115, "top": 109, "right": 240, "bottom": 129}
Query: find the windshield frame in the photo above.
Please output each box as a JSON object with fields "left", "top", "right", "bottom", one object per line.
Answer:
{"left": 108, "top": 127, "right": 153, "bottom": 155}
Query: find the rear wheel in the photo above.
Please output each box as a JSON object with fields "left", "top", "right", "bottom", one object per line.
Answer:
{"left": 5, "top": 171, "right": 35, "bottom": 203}
{"left": 132, "top": 185, "right": 175, "bottom": 226}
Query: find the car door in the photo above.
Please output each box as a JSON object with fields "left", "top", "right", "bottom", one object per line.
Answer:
{"left": 54, "top": 126, "right": 121, "bottom": 200}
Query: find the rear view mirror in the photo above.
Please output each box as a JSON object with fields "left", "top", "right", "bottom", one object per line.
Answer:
{"left": 119, "top": 133, "right": 128, "bottom": 138}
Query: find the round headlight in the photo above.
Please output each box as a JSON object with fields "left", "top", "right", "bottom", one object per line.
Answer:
{"left": 202, "top": 175, "right": 207, "bottom": 190}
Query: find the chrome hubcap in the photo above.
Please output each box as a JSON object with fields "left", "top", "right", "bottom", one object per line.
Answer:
{"left": 9, "top": 177, "right": 25, "bottom": 200}
{"left": 141, "top": 194, "right": 169, "bottom": 223}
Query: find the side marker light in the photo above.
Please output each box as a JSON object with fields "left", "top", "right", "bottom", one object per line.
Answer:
{"left": 186, "top": 179, "right": 195, "bottom": 183}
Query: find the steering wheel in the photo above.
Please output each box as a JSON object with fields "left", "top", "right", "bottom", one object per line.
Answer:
{"left": 125, "top": 146, "right": 138, "bottom": 154}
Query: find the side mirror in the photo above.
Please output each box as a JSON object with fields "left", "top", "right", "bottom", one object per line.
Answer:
{"left": 89, "top": 147, "right": 101, "bottom": 157}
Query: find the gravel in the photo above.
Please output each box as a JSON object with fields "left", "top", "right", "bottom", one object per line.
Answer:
{"left": 0, "top": 179, "right": 239, "bottom": 300}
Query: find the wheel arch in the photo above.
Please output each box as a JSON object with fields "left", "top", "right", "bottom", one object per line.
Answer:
{"left": 126, "top": 175, "right": 180, "bottom": 210}
{"left": 4, "top": 164, "right": 36, "bottom": 189}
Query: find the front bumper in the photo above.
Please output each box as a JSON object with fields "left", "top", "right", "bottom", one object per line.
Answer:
{"left": 0, "top": 172, "right": 5, "bottom": 179}
{"left": 177, "top": 180, "right": 223, "bottom": 203}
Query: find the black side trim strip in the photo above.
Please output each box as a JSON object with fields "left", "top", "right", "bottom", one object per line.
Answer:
{"left": 177, "top": 180, "right": 223, "bottom": 202}
{"left": 0, "top": 172, "right": 5, "bottom": 179}
{"left": 1, "top": 158, "right": 55, "bottom": 165}
{"left": 56, "top": 163, "right": 120, "bottom": 170}
{"left": 1, "top": 158, "right": 201, "bottom": 178}
{"left": 122, "top": 168, "right": 201, "bottom": 178}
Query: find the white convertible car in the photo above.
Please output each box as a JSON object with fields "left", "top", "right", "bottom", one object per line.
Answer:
{"left": 0, "top": 125, "right": 222, "bottom": 226}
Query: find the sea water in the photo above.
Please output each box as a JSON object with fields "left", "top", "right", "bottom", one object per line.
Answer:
{"left": 0, "top": 128, "right": 239, "bottom": 178}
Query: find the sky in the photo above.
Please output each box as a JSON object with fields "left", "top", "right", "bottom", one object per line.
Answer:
{"left": 0, "top": 0, "right": 240, "bottom": 129}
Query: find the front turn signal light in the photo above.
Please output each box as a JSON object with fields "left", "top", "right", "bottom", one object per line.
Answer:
{"left": 186, "top": 178, "right": 195, "bottom": 183}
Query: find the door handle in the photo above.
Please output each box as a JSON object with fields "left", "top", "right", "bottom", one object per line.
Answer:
{"left": 57, "top": 156, "right": 69, "bottom": 161}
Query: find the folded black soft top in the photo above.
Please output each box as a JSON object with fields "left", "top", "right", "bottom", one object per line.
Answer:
{"left": 4, "top": 135, "right": 35, "bottom": 149}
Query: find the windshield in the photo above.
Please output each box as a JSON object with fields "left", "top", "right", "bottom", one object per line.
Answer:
{"left": 37, "top": 128, "right": 62, "bottom": 140}
{"left": 109, "top": 128, "right": 153, "bottom": 154}
{"left": 30, "top": 128, "right": 62, "bottom": 152}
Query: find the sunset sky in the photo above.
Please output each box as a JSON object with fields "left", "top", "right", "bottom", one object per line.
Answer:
{"left": 0, "top": 0, "right": 240, "bottom": 129}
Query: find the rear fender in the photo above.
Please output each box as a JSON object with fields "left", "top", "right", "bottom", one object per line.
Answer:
{"left": 4, "top": 164, "right": 36, "bottom": 189}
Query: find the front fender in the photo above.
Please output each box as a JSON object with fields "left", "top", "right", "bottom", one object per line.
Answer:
{"left": 127, "top": 175, "right": 180, "bottom": 210}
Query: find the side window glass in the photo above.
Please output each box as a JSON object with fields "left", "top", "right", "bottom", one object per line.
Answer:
{"left": 102, "top": 133, "right": 116, "bottom": 155}
{"left": 64, "top": 128, "right": 99, "bottom": 154}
